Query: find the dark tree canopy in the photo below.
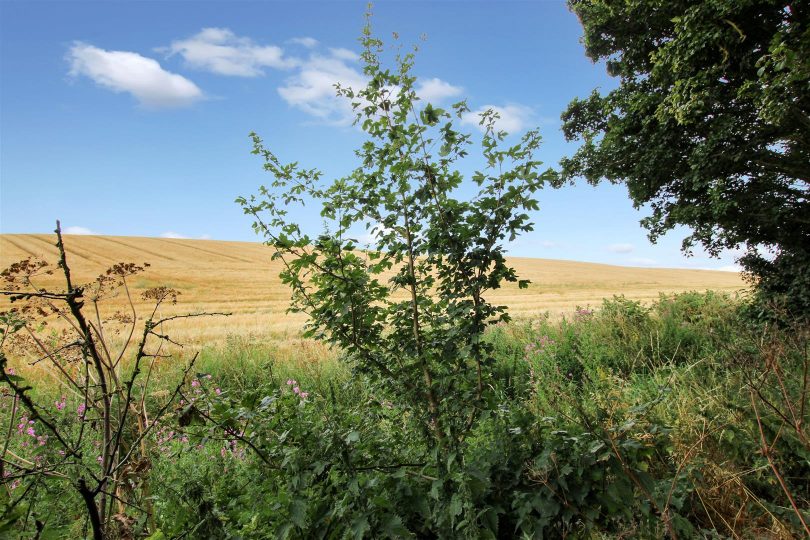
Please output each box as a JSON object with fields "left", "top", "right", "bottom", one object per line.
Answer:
{"left": 560, "top": 0, "right": 809, "bottom": 317}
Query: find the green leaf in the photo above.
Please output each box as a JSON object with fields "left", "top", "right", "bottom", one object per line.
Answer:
{"left": 350, "top": 516, "right": 370, "bottom": 540}
{"left": 289, "top": 499, "right": 308, "bottom": 528}
{"left": 381, "top": 514, "right": 411, "bottom": 538}
{"left": 449, "top": 494, "right": 463, "bottom": 517}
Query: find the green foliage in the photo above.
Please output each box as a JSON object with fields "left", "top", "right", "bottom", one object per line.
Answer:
{"left": 518, "top": 292, "right": 809, "bottom": 537}
{"left": 157, "top": 291, "right": 808, "bottom": 538}
{"left": 559, "top": 0, "right": 810, "bottom": 318}
{"left": 237, "top": 13, "right": 552, "bottom": 453}
{"left": 5, "top": 7, "right": 808, "bottom": 537}
{"left": 4, "top": 290, "right": 809, "bottom": 537}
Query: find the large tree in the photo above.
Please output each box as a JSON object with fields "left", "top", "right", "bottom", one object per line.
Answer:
{"left": 560, "top": 0, "right": 809, "bottom": 317}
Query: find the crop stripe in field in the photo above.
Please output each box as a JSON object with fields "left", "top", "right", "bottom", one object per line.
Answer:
{"left": 22, "top": 235, "right": 113, "bottom": 267}
{"left": 2, "top": 236, "right": 43, "bottom": 259}
{"left": 63, "top": 237, "right": 167, "bottom": 266}
{"left": 153, "top": 238, "right": 254, "bottom": 264}
{"left": 93, "top": 236, "right": 179, "bottom": 262}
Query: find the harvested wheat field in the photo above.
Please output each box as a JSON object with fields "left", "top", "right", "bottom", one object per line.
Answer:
{"left": 0, "top": 234, "right": 745, "bottom": 344}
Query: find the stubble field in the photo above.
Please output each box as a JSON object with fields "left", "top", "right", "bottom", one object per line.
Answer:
{"left": 0, "top": 233, "right": 745, "bottom": 345}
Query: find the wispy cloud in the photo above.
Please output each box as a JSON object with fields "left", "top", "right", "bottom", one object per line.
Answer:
{"left": 461, "top": 104, "right": 534, "bottom": 133}
{"left": 328, "top": 47, "right": 359, "bottom": 62}
{"left": 277, "top": 50, "right": 367, "bottom": 124}
{"left": 63, "top": 226, "right": 97, "bottom": 235}
{"left": 278, "top": 57, "right": 465, "bottom": 125}
{"left": 162, "top": 28, "right": 298, "bottom": 77}
{"left": 356, "top": 222, "right": 394, "bottom": 245}
{"left": 289, "top": 36, "right": 319, "bottom": 49}
{"left": 161, "top": 231, "right": 213, "bottom": 240}
{"left": 149, "top": 28, "right": 518, "bottom": 131}
{"left": 606, "top": 243, "right": 634, "bottom": 254}
{"left": 416, "top": 77, "right": 463, "bottom": 103}
{"left": 68, "top": 42, "right": 203, "bottom": 108}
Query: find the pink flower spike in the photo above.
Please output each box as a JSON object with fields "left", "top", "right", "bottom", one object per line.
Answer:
{"left": 215, "top": 388, "right": 222, "bottom": 395}
{"left": 191, "top": 380, "right": 200, "bottom": 387}
{"left": 293, "top": 386, "right": 300, "bottom": 394}
{"left": 286, "top": 379, "right": 293, "bottom": 385}
{"left": 300, "top": 392, "right": 309, "bottom": 399}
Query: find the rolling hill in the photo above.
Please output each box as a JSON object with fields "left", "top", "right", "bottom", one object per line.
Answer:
{"left": 0, "top": 234, "right": 745, "bottom": 344}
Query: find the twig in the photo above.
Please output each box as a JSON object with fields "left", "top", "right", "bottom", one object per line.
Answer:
{"left": 749, "top": 389, "right": 810, "bottom": 536}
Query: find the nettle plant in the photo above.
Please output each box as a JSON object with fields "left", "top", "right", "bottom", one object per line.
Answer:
{"left": 238, "top": 21, "right": 552, "bottom": 457}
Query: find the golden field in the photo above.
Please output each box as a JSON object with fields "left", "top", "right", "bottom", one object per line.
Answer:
{"left": 0, "top": 234, "right": 745, "bottom": 345}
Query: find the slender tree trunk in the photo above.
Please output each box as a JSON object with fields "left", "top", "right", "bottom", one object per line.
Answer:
{"left": 400, "top": 197, "right": 442, "bottom": 444}
{"left": 78, "top": 479, "right": 103, "bottom": 540}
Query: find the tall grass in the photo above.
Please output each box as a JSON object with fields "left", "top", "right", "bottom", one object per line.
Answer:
{"left": 488, "top": 291, "right": 809, "bottom": 537}
{"left": 3, "top": 291, "right": 807, "bottom": 537}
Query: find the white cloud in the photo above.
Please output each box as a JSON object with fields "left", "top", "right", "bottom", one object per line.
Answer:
{"left": 460, "top": 104, "right": 534, "bottom": 133}
{"left": 161, "top": 231, "right": 214, "bottom": 240}
{"left": 416, "top": 77, "right": 463, "bottom": 103}
{"left": 63, "top": 226, "right": 97, "bottom": 235}
{"left": 607, "top": 243, "right": 634, "bottom": 254}
{"left": 539, "top": 240, "right": 558, "bottom": 248}
{"left": 289, "top": 37, "right": 319, "bottom": 49}
{"left": 272, "top": 40, "right": 459, "bottom": 127}
{"left": 357, "top": 223, "right": 394, "bottom": 245}
{"left": 163, "top": 28, "right": 297, "bottom": 77}
{"left": 278, "top": 54, "right": 367, "bottom": 124}
{"left": 329, "top": 47, "right": 359, "bottom": 62}
{"left": 68, "top": 43, "right": 203, "bottom": 108}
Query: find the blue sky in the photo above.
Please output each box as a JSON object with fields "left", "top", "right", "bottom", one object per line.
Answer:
{"left": 0, "top": 0, "right": 741, "bottom": 270}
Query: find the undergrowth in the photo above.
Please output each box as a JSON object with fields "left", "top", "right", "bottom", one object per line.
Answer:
{"left": 3, "top": 291, "right": 807, "bottom": 538}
